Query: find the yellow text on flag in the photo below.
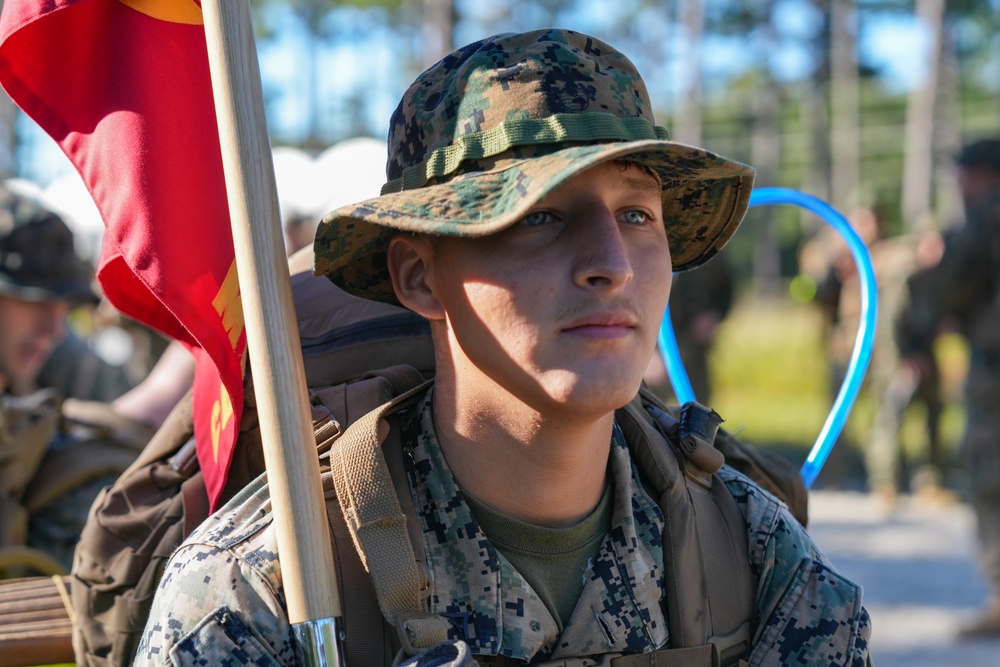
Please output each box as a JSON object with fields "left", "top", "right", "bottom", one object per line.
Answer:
{"left": 212, "top": 259, "right": 245, "bottom": 351}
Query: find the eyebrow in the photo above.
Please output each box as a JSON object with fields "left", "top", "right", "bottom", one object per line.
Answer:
{"left": 619, "top": 173, "right": 663, "bottom": 199}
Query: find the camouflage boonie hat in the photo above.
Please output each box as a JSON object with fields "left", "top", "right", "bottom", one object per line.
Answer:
{"left": 314, "top": 28, "right": 755, "bottom": 304}
{"left": 0, "top": 185, "right": 97, "bottom": 304}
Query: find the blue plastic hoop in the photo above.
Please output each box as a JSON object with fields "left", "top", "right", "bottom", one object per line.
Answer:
{"left": 659, "top": 187, "right": 879, "bottom": 488}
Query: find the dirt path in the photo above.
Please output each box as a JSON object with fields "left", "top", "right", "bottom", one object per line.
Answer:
{"left": 809, "top": 490, "right": 999, "bottom": 666}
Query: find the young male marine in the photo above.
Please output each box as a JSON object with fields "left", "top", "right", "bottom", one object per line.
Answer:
{"left": 137, "top": 29, "right": 871, "bottom": 667}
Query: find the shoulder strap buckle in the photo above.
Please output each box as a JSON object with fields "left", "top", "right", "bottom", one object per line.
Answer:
{"left": 678, "top": 402, "right": 726, "bottom": 488}
{"left": 393, "top": 610, "right": 452, "bottom": 657}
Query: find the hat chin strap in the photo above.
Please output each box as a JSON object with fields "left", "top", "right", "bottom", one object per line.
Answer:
{"left": 381, "top": 112, "right": 670, "bottom": 195}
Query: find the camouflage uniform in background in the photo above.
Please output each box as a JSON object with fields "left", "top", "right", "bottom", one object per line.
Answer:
{"left": 811, "top": 211, "right": 946, "bottom": 497}
{"left": 136, "top": 392, "right": 870, "bottom": 667}
{"left": 898, "top": 139, "right": 1000, "bottom": 634}
{"left": 905, "top": 203, "right": 1000, "bottom": 558}
{"left": 138, "top": 29, "right": 870, "bottom": 666}
{"left": 863, "top": 234, "right": 946, "bottom": 498}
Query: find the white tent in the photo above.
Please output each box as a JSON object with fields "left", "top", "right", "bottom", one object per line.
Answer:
{"left": 11, "top": 136, "right": 388, "bottom": 264}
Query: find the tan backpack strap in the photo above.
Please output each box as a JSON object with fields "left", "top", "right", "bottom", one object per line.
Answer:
{"left": 617, "top": 398, "right": 709, "bottom": 649}
{"left": 616, "top": 396, "right": 753, "bottom": 665}
{"left": 123, "top": 389, "right": 195, "bottom": 476}
{"left": 611, "top": 645, "right": 720, "bottom": 667}
{"left": 323, "top": 474, "right": 393, "bottom": 667}
{"left": 328, "top": 382, "right": 421, "bottom": 608}
{"left": 0, "top": 389, "right": 60, "bottom": 501}
{"left": 661, "top": 401, "right": 753, "bottom": 663}
{"left": 327, "top": 379, "right": 451, "bottom": 651}
{"left": 483, "top": 644, "right": 735, "bottom": 667}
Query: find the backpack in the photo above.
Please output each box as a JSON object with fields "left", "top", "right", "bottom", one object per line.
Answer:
{"left": 1, "top": 389, "right": 153, "bottom": 580}
{"left": 323, "top": 377, "right": 761, "bottom": 667}
{"left": 69, "top": 259, "right": 808, "bottom": 667}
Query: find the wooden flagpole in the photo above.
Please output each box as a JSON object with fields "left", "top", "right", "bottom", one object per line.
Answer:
{"left": 200, "top": 2, "right": 343, "bottom": 664}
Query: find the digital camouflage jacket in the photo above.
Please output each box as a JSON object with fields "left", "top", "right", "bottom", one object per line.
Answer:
{"left": 135, "top": 395, "right": 870, "bottom": 667}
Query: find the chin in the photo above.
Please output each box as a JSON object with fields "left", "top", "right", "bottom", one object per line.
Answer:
{"left": 542, "top": 373, "right": 643, "bottom": 415}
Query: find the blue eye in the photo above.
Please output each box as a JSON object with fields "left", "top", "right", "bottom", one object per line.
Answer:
{"left": 522, "top": 211, "right": 554, "bottom": 226}
{"left": 622, "top": 210, "right": 648, "bottom": 225}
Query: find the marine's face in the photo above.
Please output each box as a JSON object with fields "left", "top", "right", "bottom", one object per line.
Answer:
{"left": 419, "top": 161, "right": 673, "bottom": 415}
{"left": 0, "top": 294, "right": 68, "bottom": 393}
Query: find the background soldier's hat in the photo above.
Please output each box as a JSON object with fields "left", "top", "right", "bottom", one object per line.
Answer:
{"left": 0, "top": 184, "right": 98, "bottom": 304}
{"left": 314, "top": 28, "right": 755, "bottom": 305}
{"left": 955, "top": 139, "right": 1000, "bottom": 172}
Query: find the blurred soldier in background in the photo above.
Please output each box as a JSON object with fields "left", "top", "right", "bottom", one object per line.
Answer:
{"left": 899, "top": 138, "right": 1000, "bottom": 637}
{"left": 808, "top": 208, "right": 948, "bottom": 498}
{"left": 0, "top": 186, "right": 94, "bottom": 396}
{"left": 0, "top": 185, "right": 153, "bottom": 576}
{"left": 645, "top": 253, "right": 734, "bottom": 405}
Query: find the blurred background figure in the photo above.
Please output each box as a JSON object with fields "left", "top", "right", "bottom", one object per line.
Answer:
{"left": 644, "top": 253, "right": 735, "bottom": 406}
{"left": 0, "top": 185, "right": 97, "bottom": 396}
{"left": 273, "top": 137, "right": 387, "bottom": 257}
{"left": 0, "top": 185, "right": 155, "bottom": 577}
{"left": 897, "top": 138, "right": 1000, "bottom": 638}
{"left": 802, "top": 207, "right": 951, "bottom": 499}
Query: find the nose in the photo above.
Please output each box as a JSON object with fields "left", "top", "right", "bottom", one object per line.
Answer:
{"left": 571, "top": 211, "right": 634, "bottom": 292}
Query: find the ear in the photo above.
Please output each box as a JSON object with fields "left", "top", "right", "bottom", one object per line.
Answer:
{"left": 388, "top": 234, "right": 444, "bottom": 320}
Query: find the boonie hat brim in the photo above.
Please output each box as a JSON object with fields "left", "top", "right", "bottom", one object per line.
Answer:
{"left": 314, "top": 139, "right": 754, "bottom": 306}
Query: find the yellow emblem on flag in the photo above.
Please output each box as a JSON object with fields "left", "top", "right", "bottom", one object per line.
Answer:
{"left": 212, "top": 259, "right": 245, "bottom": 351}
{"left": 117, "top": 0, "right": 204, "bottom": 25}
{"left": 210, "top": 382, "right": 234, "bottom": 462}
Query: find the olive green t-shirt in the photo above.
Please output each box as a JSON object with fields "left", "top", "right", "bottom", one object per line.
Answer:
{"left": 462, "top": 481, "right": 613, "bottom": 630}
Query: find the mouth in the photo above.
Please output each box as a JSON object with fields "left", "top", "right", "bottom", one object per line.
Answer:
{"left": 561, "top": 311, "right": 639, "bottom": 339}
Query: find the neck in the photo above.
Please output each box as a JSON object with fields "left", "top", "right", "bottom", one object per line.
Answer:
{"left": 431, "top": 376, "right": 615, "bottom": 528}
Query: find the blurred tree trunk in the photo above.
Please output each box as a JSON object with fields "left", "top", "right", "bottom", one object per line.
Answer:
{"left": 289, "top": 0, "right": 338, "bottom": 149}
{"left": 933, "top": 22, "right": 961, "bottom": 229}
{"left": 802, "top": 0, "right": 830, "bottom": 254}
{"left": 829, "top": 0, "right": 859, "bottom": 212}
{"left": 751, "top": 5, "right": 783, "bottom": 294}
{"left": 421, "top": 0, "right": 454, "bottom": 68}
{"left": 900, "top": 0, "right": 943, "bottom": 232}
{"left": 0, "top": 94, "right": 17, "bottom": 179}
{"left": 674, "top": 0, "right": 703, "bottom": 146}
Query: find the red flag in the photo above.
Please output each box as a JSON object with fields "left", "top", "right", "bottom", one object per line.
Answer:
{"left": 0, "top": 0, "right": 246, "bottom": 510}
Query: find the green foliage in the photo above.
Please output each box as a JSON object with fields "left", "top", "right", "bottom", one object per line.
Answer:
{"left": 710, "top": 293, "right": 831, "bottom": 449}
{"left": 709, "top": 293, "right": 967, "bottom": 477}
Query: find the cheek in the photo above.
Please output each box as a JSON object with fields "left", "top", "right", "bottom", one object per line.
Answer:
{"left": 637, "top": 246, "right": 673, "bottom": 304}
{"left": 462, "top": 280, "right": 531, "bottom": 333}
{"left": 453, "top": 280, "right": 542, "bottom": 355}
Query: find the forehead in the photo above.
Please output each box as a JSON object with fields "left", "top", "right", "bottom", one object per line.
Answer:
{"left": 541, "top": 160, "right": 663, "bottom": 201}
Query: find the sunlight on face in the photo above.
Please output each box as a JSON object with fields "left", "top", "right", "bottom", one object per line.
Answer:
{"left": 426, "top": 161, "right": 672, "bottom": 416}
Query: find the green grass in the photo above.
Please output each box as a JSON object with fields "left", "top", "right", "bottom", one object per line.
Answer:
{"left": 706, "top": 293, "right": 966, "bottom": 467}
{"left": 709, "top": 295, "right": 832, "bottom": 450}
